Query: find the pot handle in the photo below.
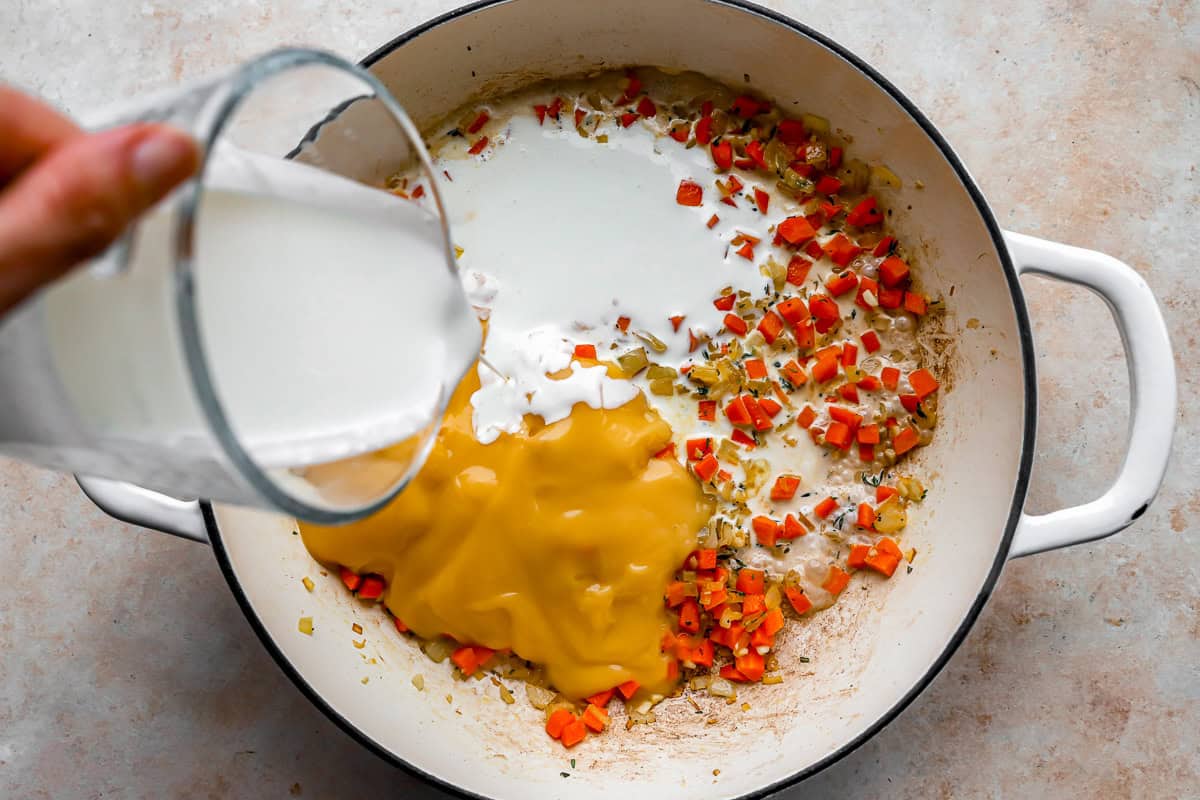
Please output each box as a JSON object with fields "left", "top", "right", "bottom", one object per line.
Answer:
{"left": 76, "top": 475, "right": 209, "bottom": 544}
{"left": 1003, "top": 231, "right": 1175, "bottom": 558}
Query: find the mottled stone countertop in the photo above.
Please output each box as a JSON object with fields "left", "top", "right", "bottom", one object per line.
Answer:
{"left": 1, "top": 1, "right": 1196, "bottom": 798}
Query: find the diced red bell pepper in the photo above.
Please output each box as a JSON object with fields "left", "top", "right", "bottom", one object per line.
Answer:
{"left": 778, "top": 215, "right": 817, "bottom": 244}
{"left": 825, "top": 270, "right": 859, "bottom": 297}
{"left": 757, "top": 311, "right": 784, "bottom": 344}
{"left": 752, "top": 515, "right": 779, "bottom": 547}
{"left": 846, "top": 196, "right": 883, "bottom": 226}
{"left": 824, "top": 233, "right": 862, "bottom": 267}
{"left": 711, "top": 141, "right": 733, "bottom": 171}
{"left": 879, "top": 256, "right": 910, "bottom": 287}
{"left": 724, "top": 313, "right": 749, "bottom": 336}
{"left": 676, "top": 179, "right": 703, "bottom": 206}
{"left": 786, "top": 255, "right": 812, "bottom": 286}
{"left": 815, "top": 174, "right": 843, "bottom": 195}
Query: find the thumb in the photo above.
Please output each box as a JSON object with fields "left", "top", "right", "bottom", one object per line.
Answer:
{"left": 0, "top": 123, "right": 199, "bottom": 313}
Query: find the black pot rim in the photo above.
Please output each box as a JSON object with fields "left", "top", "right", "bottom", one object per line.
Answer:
{"left": 207, "top": 2, "right": 1037, "bottom": 797}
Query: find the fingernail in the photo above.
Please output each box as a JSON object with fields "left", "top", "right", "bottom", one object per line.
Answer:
{"left": 131, "top": 128, "right": 198, "bottom": 193}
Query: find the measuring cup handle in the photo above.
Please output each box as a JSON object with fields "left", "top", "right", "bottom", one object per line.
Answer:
{"left": 76, "top": 475, "right": 209, "bottom": 543}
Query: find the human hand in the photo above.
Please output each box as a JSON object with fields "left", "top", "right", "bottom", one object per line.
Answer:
{"left": 0, "top": 84, "right": 199, "bottom": 315}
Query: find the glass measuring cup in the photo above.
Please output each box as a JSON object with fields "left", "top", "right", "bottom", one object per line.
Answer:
{"left": 0, "top": 48, "right": 478, "bottom": 524}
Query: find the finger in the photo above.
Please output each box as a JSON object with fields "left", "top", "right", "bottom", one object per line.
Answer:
{"left": 0, "top": 123, "right": 199, "bottom": 314}
{"left": 0, "top": 84, "right": 82, "bottom": 183}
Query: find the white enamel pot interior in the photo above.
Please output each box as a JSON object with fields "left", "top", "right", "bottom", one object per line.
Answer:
{"left": 76, "top": 1, "right": 1176, "bottom": 798}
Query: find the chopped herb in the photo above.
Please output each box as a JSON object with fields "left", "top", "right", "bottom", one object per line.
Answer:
{"left": 560, "top": 772, "right": 571, "bottom": 778}
{"left": 570, "top": 759, "right": 576, "bottom": 769}
{"left": 798, "top": 656, "right": 811, "bottom": 663}
{"left": 906, "top": 565, "right": 913, "bottom": 574}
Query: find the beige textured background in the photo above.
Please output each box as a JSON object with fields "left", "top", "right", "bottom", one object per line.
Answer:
{"left": 1, "top": 1, "right": 1196, "bottom": 798}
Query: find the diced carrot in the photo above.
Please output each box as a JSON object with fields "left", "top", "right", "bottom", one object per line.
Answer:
{"left": 823, "top": 565, "right": 851, "bottom": 595}
{"left": 468, "top": 136, "right": 489, "bottom": 155}
{"left": 735, "top": 650, "right": 765, "bottom": 681}
{"left": 743, "top": 358, "right": 768, "bottom": 379}
{"left": 858, "top": 375, "right": 881, "bottom": 391}
{"left": 782, "top": 513, "right": 807, "bottom": 539}
{"left": 653, "top": 442, "right": 676, "bottom": 460}
{"left": 825, "top": 271, "right": 859, "bottom": 297}
{"left": 698, "top": 400, "right": 717, "bottom": 421}
{"left": 587, "top": 688, "right": 616, "bottom": 707}
{"left": 752, "top": 516, "right": 779, "bottom": 547}
{"left": 742, "top": 395, "right": 774, "bottom": 431}
{"left": 825, "top": 421, "right": 853, "bottom": 449}
{"left": 665, "top": 581, "right": 688, "bottom": 607}
{"left": 900, "top": 394, "right": 921, "bottom": 414}
{"left": 909, "top": 369, "right": 940, "bottom": 399}
{"left": 669, "top": 315, "right": 685, "bottom": 332}
{"left": 786, "top": 255, "right": 813, "bottom": 286}
{"left": 697, "top": 548, "right": 718, "bottom": 570}
{"left": 856, "top": 502, "right": 876, "bottom": 530}
{"left": 724, "top": 313, "right": 749, "bottom": 336}
{"left": 339, "top": 566, "right": 362, "bottom": 592}
{"left": 676, "top": 179, "right": 703, "bottom": 206}
{"left": 730, "top": 428, "right": 756, "bottom": 448}
{"left": 679, "top": 598, "right": 701, "bottom": 633}
{"left": 560, "top": 718, "right": 587, "bottom": 748}
{"left": 742, "top": 593, "right": 766, "bottom": 617}
{"left": 581, "top": 703, "right": 610, "bottom": 733}
{"left": 778, "top": 215, "right": 817, "bottom": 244}
{"left": 881, "top": 366, "right": 900, "bottom": 391}
{"left": 837, "top": 383, "right": 860, "bottom": 404}
{"left": 824, "top": 233, "right": 862, "bottom": 267}
{"left": 785, "top": 586, "right": 813, "bottom": 614}
{"left": 713, "top": 293, "right": 736, "bottom": 311}
{"left": 904, "top": 292, "right": 927, "bottom": 315}
{"left": 707, "top": 214, "right": 720, "bottom": 229}
{"left": 861, "top": 330, "right": 881, "bottom": 353}
{"left": 847, "top": 544, "right": 871, "bottom": 569}
{"left": 617, "top": 680, "right": 640, "bottom": 699}
{"left": 736, "top": 241, "right": 756, "bottom": 261}
{"left": 876, "top": 485, "right": 900, "bottom": 503}
{"left": 873, "top": 236, "right": 896, "bottom": 257}
{"left": 865, "top": 537, "right": 903, "bottom": 577}
{"left": 757, "top": 397, "right": 782, "bottom": 419}
{"left": 357, "top": 574, "right": 386, "bottom": 600}
{"left": 574, "top": 343, "right": 597, "bottom": 360}
{"left": 770, "top": 474, "right": 800, "bottom": 501}
{"left": 685, "top": 438, "right": 712, "bottom": 461}
{"left": 797, "top": 405, "right": 817, "bottom": 428}
{"left": 546, "top": 708, "right": 574, "bottom": 739}
{"left": 858, "top": 424, "right": 880, "bottom": 444}
{"left": 617, "top": 315, "right": 631, "bottom": 332}
{"left": 726, "top": 175, "right": 745, "bottom": 194}
{"left": 893, "top": 427, "right": 920, "bottom": 455}
{"left": 828, "top": 406, "right": 863, "bottom": 428}
{"left": 725, "top": 396, "right": 752, "bottom": 426}
{"left": 754, "top": 187, "right": 770, "bottom": 214}
{"left": 736, "top": 568, "right": 766, "bottom": 595}
{"left": 394, "top": 616, "right": 410, "bottom": 634}
{"left": 757, "top": 311, "right": 784, "bottom": 344}
{"left": 811, "top": 355, "right": 839, "bottom": 384}
{"left": 762, "top": 607, "right": 785, "bottom": 637}
{"left": 693, "top": 453, "right": 720, "bottom": 482}
{"left": 780, "top": 360, "right": 807, "bottom": 388}
{"left": 711, "top": 141, "right": 733, "bottom": 171}
{"left": 814, "top": 496, "right": 838, "bottom": 519}
{"left": 879, "top": 256, "right": 910, "bottom": 287}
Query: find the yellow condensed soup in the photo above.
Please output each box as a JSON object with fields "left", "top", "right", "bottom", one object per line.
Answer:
{"left": 300, "top": 371, "right": 713, "bottom": 699}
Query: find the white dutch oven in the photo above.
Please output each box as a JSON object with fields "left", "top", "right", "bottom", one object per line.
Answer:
{"left": 79, "top": 1, "right": 1177, "bottom": 798}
